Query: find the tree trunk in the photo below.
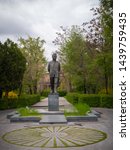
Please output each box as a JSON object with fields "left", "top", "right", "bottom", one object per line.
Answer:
{"left": 33, "top": 85, "right": 37, "bottom": 94}
{"left": 104, "top": 57, "right": 108, "bottom": 94}
{"left": 105, "top": 73, "right": 108, "bottom": 94}
{"left": 18, "top": 83, "right": 22, "bottom": 97}
{"left": 68, "top": 80, "right": 72, "bottom": 92}
{"left": 33, "top": 80, "right": 37, "bottom": 94}
{"left": 83, "top": 78, "right": 87, "bottom": 94}
{"left": 5, "top": 91, "right": 9, "bottom": 98}
{"left": 28, "top": 85, "right": 33, "bottom": 94}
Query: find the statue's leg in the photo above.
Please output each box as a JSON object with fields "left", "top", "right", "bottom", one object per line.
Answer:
{"left": 54, "top": 77, "right": 58, "bottom": 93}
{"left": 50, "top": 77, "right": 54, "bottom": 93}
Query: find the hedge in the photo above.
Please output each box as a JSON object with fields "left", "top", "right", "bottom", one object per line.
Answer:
{"left": 100, "top": 95, "right": 113, "bottom": 108}
{"left": 58, "top": 90, "right": 67, "bottom": 97}
{"left": 78, "top": 94, "right": 101, "bottom": 107}
{"left": 65, "top": 93, "right": 79, "bottom": 104}
{"left": 0, "top": 94, "right": 40, "bottom": 110}
{"left": 66, "top": 93, "right": 113, "bottom": 108}
{"left": 41, "top": 90, "right": 50, "bottom": 97}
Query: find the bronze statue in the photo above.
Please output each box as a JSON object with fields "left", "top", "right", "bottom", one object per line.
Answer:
{"left": 48, "top": 53, "right": 60, "bottom": 93}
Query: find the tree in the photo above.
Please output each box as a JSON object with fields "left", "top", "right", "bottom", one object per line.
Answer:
{"left": 19, "top": 36, "right": 46, "bottom": 94}
{"left": 53, "top": 0, "right": 113, "bottom": 94}
{"left": 53, "top": 26, "right": 89, "bottom": 93}
{"left": 82, "top": 0, "right": 113, "bottom": 94}
{"left": 0, "top": 39, "right": 26, "bottom": 97}
{"left": 100, "top": 0, "right": 113, "bottom": 50}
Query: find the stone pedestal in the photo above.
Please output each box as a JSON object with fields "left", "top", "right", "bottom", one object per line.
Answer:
{"left": 48, "top": 93, "right": 59, "bottom": 111}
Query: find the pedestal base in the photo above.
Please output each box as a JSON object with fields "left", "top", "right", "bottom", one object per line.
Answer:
{"left": 48, "top": 93, "right": 59, "bottom": 111}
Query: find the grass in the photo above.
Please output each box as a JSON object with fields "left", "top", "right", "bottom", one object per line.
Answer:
{"left": 64, "top": 103, "right": 91, "bottom": 116}
{"left": 17, "top": 107, "right": 40, "bottom": 116}
{"left": 64, "top": 111, "right": 82, "bottom": 116}
{"left": 75, "top": 103, "right": 91, "bottom": 115}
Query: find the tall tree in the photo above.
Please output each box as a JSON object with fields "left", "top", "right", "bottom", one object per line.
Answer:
{"left": 53, "top": 26, "right": 88, "bottom": 93}
{"left": 0, "top": 39, "right": 26, "bottom": 97}
{"left": 53, "top": 0, "right": 113, "bottom": 94}
{"left": 19, "top": 36, "right": 46, "bottom": 94}
{"left": 82, "top": 0, "right": 113, "bottom": 94}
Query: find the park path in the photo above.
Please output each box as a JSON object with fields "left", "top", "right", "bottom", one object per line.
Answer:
{"left": 32, "top": 97, "right": 75, "bottom": 112}
{"left": 32, "top": 97, "right": 73, "bottom": 107}
{"left": 0, "top": 97, "right": 113, "bottom": 150}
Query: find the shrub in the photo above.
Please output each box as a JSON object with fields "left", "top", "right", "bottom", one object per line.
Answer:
{"left": 66, "top": 93, "right": 113, "bottom": 108}
{"left": 75, "top": 103, "right": 91, "bottom": 115}
{"left": 17, "top": 94, "right": 40, "bottom": 107}
{"left": 100, "top": 94, "right": 113, "bottom": 108}
{"left": 65, "top": 93, "right": 79, "bottom": 104}
{"left": 58, "top": 90, "right": 67, "bottom": 96}
{"left": 2, "top": 91, "right": 18, "bottom": 98}
{"left": 17, "top": 107, "right": 40, "bottom": 116}
{"left": 6, "top": 98, "right": 18, "bottom": 108}
{"left": 0, "top": 94, "right": 40, "bottom": 110}
{"left": 98, "top": 88, "right": 113, "bottom": 95}
{"left": 41, "top": 90, "right": 50, "bottom": 97}
{"left": 0, "top": 99, "right": 8, "bottom": 109}
{"left": 8, "top": 91, "right": 18, "bottom": 98}
{"left": 64, "top": 103, "right": 91, "bottom": 116}
{"left": 78, "top": 94, "right": 101, "bottom": 107}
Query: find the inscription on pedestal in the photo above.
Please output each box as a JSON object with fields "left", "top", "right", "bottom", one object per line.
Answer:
{"left": 48, "top": 94, "right": 59, "bottom": 111}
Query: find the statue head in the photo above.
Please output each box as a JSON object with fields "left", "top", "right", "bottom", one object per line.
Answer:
{"left": 52, "top": 53, "right": 57, "bottom": 61}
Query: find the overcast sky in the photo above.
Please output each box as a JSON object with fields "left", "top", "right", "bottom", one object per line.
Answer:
{"left": 0, "top": 0, "right": 99, "bottom": 60}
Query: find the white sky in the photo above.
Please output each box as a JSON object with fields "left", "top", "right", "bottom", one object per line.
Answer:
{"left": 0, "top": 0, "right": 99, "bottom": 61}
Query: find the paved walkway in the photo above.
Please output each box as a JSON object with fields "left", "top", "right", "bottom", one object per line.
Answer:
{"left": 33, "top": 97, "right": 73, "bottom": 108}
{"left": 0, "top": 97, "right": 113, "bottom": 150}
{"left": 32, "top": 97, "right": 75, "bottom": 112}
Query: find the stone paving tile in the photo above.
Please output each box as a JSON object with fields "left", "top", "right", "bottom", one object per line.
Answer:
{"left": 39, "top": 115, "right": 67, "bottom": 124}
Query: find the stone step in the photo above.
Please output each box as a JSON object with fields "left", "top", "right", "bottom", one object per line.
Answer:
{"left": 39, "top": 115, "right": 67, "bottom": 124}
{"left": 10, "top": 115, "right": 41, "bottom": 122}
{"left": 66, "top": 113, "right": 98, "bottom": 122}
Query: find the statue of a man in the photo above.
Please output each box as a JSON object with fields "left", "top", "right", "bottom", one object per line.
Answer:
{"left": 48, "top": 53, "right": 60, "bottom": 93}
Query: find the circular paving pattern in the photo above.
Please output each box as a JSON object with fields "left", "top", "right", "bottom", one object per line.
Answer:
{"left": 2, "top": 126, "right": 107, "bottom": 148}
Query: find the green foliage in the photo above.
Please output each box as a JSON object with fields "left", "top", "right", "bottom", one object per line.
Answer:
{"left": 41, "top": 90, "right": 50, "bottom": 97}
{"left": 80, "top": 0, "right": 113, "bottom": 94}
{"left": 100, "top": 0, "right": 113, "bottom": 49}
{"left": 66, "top": 93, "right": 113, "bottom": 108}
{"left": 65, "top": 93, "right": 79, "bottom": 104}
{"left": 64, "top": 111, "right": 79, "bottom": 116}
{"left": 54, "top": 21, "right": 113, "bottom": 94}
{"left": 0, "top": 99, "right": 8, "bottom": 110}
{"left": 19, "top": 36, "right": 46, "bottom": 94}
{"left": 51, "top": 0, "right": 113, "bottom": 94}
{"left": 64, "top": 103, "right": 90, "bottom": 116}
{"left": 98, "top": 88, "right": 113, "bottom": 95}
{"left": 78, "top": 94, "right": 101, "bottom": 107}
{"left": 75, "top": 103, "right": 90, "bottom": 115}
{"left": 54, "top": 26, "right": 88, "bottom": 93}
{"left": 40, "top": 96, "right": 46, "bottom": 100}
{"left": 58, "top": 90, "right": 67, "bottom": 96}
{"left": 0, "top": 94, "right": 40, "bottom": 110}
{"left": 100, "top": 94, "right": 113, "bottom": 108}
{"left": 0, "top": 39, "right": 26, "bottom": 94}
{"left": 17, "top": 107, "right": 40, "bottom": 116}
{"left": 17, "top": 94, "right": 40, "bottom": 107}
